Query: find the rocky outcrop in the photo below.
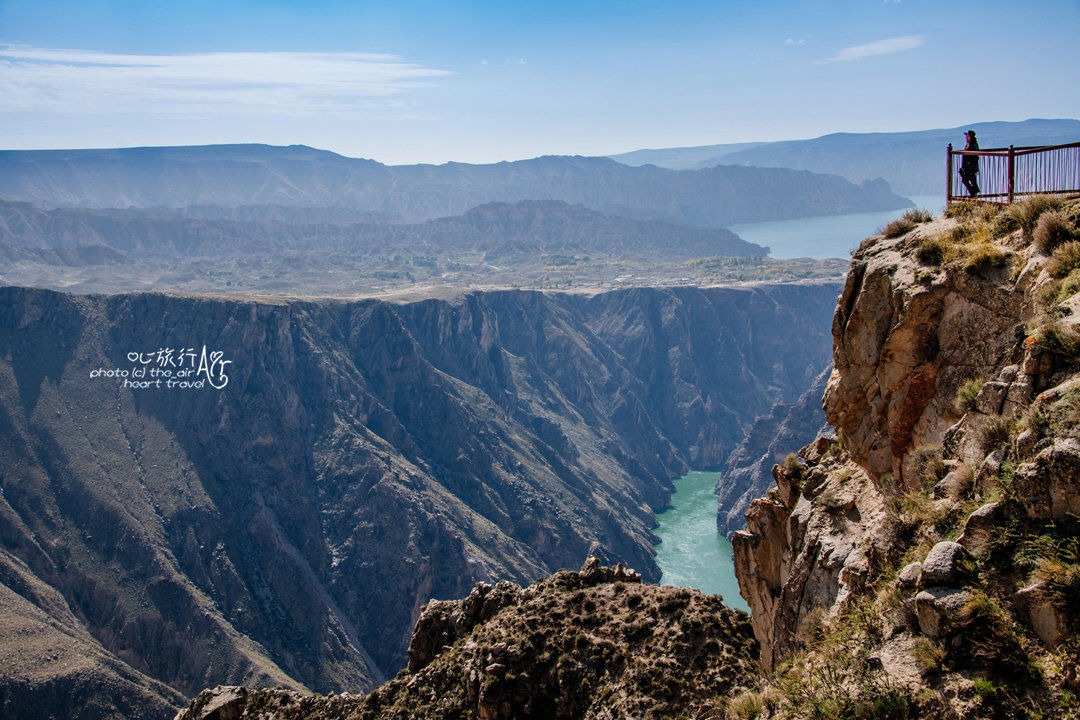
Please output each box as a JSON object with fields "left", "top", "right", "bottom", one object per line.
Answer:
{"left": 823, "top": 225, "right": 1027, "bottom": 482}
{"left": 732, "top": 437, "right": 888, "bottom": 669}
{"left": 733, "top": 202, "right": 1080, "bottom": 716}
{"left": 174, "top": 560, "right": 757, "bottom": 720}
{"left": 0, "top": 282, "right": 836, "bottom": 718}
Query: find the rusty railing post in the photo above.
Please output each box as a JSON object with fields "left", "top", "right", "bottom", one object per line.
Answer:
{"left": 1008, "top": 145, "right": 1015, "bottom": 203}
{"left": 946, "top": 143, "right": 953, "bottom": 205}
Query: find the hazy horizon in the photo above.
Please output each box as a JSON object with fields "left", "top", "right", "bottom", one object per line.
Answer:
{"left": 1, "top": 117, "right": 1075, "bottom": 168}
{"left": 2, "top": 0, "right": 1078, "bottom": 164}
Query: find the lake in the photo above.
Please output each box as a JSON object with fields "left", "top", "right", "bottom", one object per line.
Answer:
{"left": 653, "top": 470, "right": 749, "bottom": 613}
{"left": 730, "top": 194, "right": 943, "bottom": 259}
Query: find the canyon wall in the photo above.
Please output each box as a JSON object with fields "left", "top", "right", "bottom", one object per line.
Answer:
{"left": 733, "top": 203, "right": 1080, "bottom": 716}
{"left": 0, "top": 282, "right": 837, "bottom": 719}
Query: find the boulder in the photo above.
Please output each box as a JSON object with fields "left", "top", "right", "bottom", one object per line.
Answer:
{"left": 914, "top": 588, "right": 971, "bottom": 638}
{"left": 175, "top": 686, "right": 248, "bottom": 720}
{"left": 975, "top": 381, "right": 1009, "bottom": 415}
{"left": 933, "top": 466, "right": 973, "bottom": 500}
{"left": 1011, "top": 438, "right": 1080, "bottom": 521}
{"left": 896, "top": 562, "right": 922, "bottom": 589}
{"left": 957, "top": 502, "right": 1004, "bottom": 556}
{"left": 1003, "top": 375, "right": 1034, "bottom": 418}
{"left": 996, "top": 365, "right": 1020, "bottom": 385}
{"left": 1014, "top": 584, "right": 1070, "bottom": 648}
{"left": 1015, "top": 428, "right": 1038, "bottom": 459}
{"left": 976, "top": 448, "right": 1004, "bottom": 486}
{"left": 919, "top": 542, "right": 973, "bottom": 587}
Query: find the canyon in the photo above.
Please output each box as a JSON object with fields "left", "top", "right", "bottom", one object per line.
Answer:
{"left": 172, "top": 198, "right": 1080, "bottom": 719}
{"left": 0, "top": 281, "right": 837, "bottom": 719}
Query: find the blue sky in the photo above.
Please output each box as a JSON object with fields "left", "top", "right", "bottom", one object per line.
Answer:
{"left": 1, "top": 0, "right": 1077, "bottom": 164}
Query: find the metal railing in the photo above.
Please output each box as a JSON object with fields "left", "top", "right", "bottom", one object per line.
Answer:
{"left": 946, "top": 141, "right": 1080, "bottom": 204}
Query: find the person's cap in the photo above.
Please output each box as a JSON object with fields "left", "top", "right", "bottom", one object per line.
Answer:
{"left": 965, "top": 130, "right": 976, "bottom": 136}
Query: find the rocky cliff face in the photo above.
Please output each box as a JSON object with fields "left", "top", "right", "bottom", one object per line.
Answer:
{"left": 0, "top": 282, "right": 836, "bottom": 719}
{"left": 733, "top": 199, "right": 1080, "bottom": 716}
{"left": 822, "top": 228, "right": 1027, "bottom": 483}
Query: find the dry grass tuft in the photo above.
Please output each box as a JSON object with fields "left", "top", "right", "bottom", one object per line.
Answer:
{"left": 882, "top": 208, "right": 935, "bottom": 238}
{"left": 1033, "top": 209, "right": 1078, "bottom": 254}
{"left": 904, "top": 445, "right": 947, "bottom": 489}
{"left": 1006, "top": 195, "right": 1064, "bottom": 241}
{"left": 1047, "top": 241, "right": 1080, "bottom": 279}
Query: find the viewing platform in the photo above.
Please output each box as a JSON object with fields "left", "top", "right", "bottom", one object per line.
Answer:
{"left": 947, "top": 140, "right": 1080, "bottom": 205}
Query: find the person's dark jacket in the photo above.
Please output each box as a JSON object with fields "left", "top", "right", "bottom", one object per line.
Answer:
{"left": 962, "top": 136, "right": 980, "bottom": 174}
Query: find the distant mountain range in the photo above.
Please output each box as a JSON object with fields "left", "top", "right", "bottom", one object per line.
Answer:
{"left": 608, "top": 118, "right": 1080, "bottom": 195}
{"left": 0, "top": 144, "right": 910, "bottom": 227}
{"left": 0, "top": 198, "right": 766, "bottom": 261}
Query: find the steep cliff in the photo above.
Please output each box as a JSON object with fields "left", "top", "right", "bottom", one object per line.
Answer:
{"left": 733, "top": 198, "right": 1080, "bottom": 717}
{"left": 0, "top": 282, "right": 836, "bottom": 719}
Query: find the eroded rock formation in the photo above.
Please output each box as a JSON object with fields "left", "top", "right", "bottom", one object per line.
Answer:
{"left": 733, "top": 202, "right": 1080, "bottom": 715}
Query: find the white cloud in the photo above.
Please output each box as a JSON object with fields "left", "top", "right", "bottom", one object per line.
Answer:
{"left": 785, "top": 38, "right": 805, "bottom": 45}
{"left": 816, "top": 35, "right": 923, "bottom": 63}
{"left": 0, "top": 46, "right": 453, "bottom": 116}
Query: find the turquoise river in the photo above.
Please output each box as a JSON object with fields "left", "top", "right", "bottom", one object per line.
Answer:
{"left": 653, "top": 470, "right": 750, "bottom": 613}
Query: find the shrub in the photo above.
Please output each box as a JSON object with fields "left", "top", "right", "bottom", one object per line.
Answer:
{"left": 915, "top": 236, "right": 948, "bottom": 265}
{"left": 1057, "top": 268, "right": 1080, "bottom": 304}
{"left": 882, "top": 217, "right": 916, "bottom": 238}
{"left": 779, "top": 452, "right": 805, "bottom": 479}
{"left": 946, "top": 200, "right": 999, "bottom": 222}
{"left": 1022, "top": 404, "right": 1051, "bottom": 442}
{"left": 1006, "top": 194, "right": 1064, "bottom": 240}
{"left": 1046, "top": 240, "right": 1080, "bottom": 278}
{"left": 1032, "top": 559, "right": 1080, "bottom": 615}
{"left": 1034, "top": 321, "right": 1080, "bottom": 363}
{"left": 991, "top": 211, "right": 1020, "bottom": 238}
{"left": 904, "top": 445, "right": 947, "bottom": 488}
{"left": 727, "top": 691, "right": 764, "bottom": 720}
{"left": 911, "top": 637, "right": 945, "bottom": 673}
{"left": 883, "top": 209, "right": 934, "bottom": 238}
{"left": 953, "top": 591, "right": 1039, "bottom": 682}
{"left": 893, "top": 489, "right": 951, "bottom": 534}
{"left": 978, "top": 416, "right": 1012, "bottom": 455}
{"left": 905, "top": 208, "right": 934, "bottom": 224}
{"left": 955, "top": 378, "right": 985, "bottom": 413}
{"left": 1033, "top": 209, "right": 1077, "bottom": 254}
{"left": 917, "top": 221, "right": 1012, "bottom": 272}
{"left": 959, "top": 242, "right": 1012, "bottom": 272}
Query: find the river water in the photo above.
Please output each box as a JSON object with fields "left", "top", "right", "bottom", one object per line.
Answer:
{"left": 653, "top": 470, "right": 749, "bottom": 612}
{"left": 730, "top": 195, "right": 943, "bottom": 259}
{"left": 654, "top": 198, "right": 944, "bottom": 611}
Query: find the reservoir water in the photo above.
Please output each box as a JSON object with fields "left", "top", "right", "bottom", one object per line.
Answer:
{"left": 731, "top": 194, "right": 943, "bottom": 259}
{"left": 653, "top": 470, "right": 750, "bottom": 612}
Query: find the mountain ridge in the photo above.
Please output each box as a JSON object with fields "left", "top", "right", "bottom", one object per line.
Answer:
{"left": 608, "top": 118, "right": 1080, "bottom": 194}
{"left": 0, "top": 144, "right": 910, "bottom": 226}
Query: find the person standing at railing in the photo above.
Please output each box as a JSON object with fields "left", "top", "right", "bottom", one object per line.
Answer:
{"left": 959, "top": 130, "right": 980, "bottom": 196}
